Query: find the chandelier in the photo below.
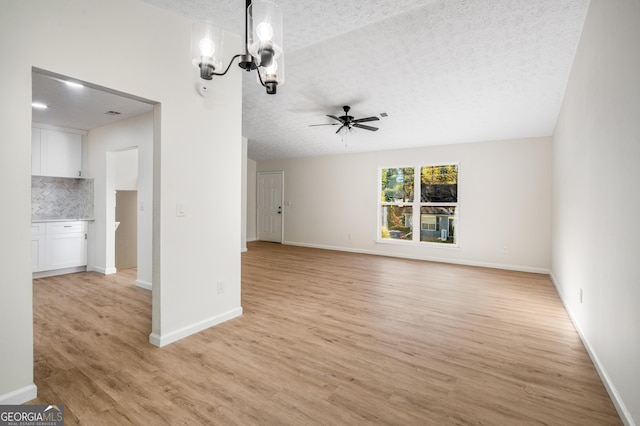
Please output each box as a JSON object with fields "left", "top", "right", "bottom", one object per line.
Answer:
{"left": 190, "top": 0, "right": 284, "bottom": 95}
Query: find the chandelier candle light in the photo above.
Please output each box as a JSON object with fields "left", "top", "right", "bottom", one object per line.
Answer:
{"left": 191, "top": 0, "right": 285, "bottom": 95}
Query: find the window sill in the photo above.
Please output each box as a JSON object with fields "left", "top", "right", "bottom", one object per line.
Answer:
{"left": 375, "top": 238, "right": 460, "bottom": 249}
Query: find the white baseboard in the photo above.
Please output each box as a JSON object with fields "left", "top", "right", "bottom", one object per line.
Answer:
{"left": 33, "top": 266, "right": 86, "bottom": 279}
{"left": 0, "top": 384, "right": 37, "bottom": 404}
{"left": 283, "top": 241, "right": 550, "bottom": 274}
{"left": 549, "top": 273, "right": 635, "bottom": 426}
{"left": 149, "top": 307, "right": 243, "bottom": 348}
{"left": 92, "top": 266, "right": 117, "bottom": 275}
{"left": 135, "top": 279, "right": 152, "bottom": 290}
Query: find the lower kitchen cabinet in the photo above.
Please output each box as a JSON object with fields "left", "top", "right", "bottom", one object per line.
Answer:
{"left": 32, "top": 221, "right": 88, "bottom": 274}
{"left": 31, "top": 223, "right": 46, "bottom": 272}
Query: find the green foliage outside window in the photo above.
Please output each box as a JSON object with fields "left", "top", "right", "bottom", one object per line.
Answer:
{"left": 420, "top": 165, "right": 458, "bottom": 203}
{"left": 380, "top": 164, "right": 458, "bottom": 245}
{"left": 381, "top": 167, "right": 414, "bottom": 202}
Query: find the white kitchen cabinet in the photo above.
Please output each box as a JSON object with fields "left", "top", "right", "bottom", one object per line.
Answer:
{"left": 31, "top": 222, "right": 46, "bottom": 272}
{"left": 32, "top": 221, "right": 88, "bottom": 274}
{"left": 46, "top": 233, "right": 86, "bottom": 269}
{"left": 32, "top": 127, "right": 83, "bottom": 178}
{"left": 45, "top": 221, "right": 87, "bottom": 270}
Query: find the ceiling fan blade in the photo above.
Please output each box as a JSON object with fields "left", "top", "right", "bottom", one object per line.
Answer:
{"left": 353, "top": 116, "right": 380, "bottom": 123}
{"left": 335, "top": 125, "right": 345, "bottom": 134}
{"left": 353, "top": 123, "right": 379, "bottom": 131}
{"left": 309, "top": 123, "right": 340, "bottom": 127}
{"left": 327, "top": 114, "right": 345, "bottom": 123}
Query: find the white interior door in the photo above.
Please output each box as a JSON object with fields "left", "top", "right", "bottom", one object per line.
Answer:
{"left": 257, "top": 171, "right": 283, "bottom": 243}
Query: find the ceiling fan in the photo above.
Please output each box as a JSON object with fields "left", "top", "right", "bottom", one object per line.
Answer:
{"left": 309, "top": 105, "right": 380, "bottom": 134}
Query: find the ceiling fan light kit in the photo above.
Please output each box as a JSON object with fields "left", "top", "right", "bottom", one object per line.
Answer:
{"left": 191, "top": 0, "right": 284, "bottom": 95}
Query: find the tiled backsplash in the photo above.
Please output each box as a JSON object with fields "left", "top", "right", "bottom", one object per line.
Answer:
{"left": 32, "top": 176, "right": 94, "bottom": 219}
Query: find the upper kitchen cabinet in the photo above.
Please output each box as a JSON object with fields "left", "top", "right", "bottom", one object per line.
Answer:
{"left": 32, "top": 126, "right": 84, "bottom": 178}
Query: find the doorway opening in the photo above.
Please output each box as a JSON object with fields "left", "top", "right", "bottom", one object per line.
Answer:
{"left": 116, "top": 190, "right": 137, "bottom": 270}
{"left": 31, "top": 67, "right": 158, "bottom": 332}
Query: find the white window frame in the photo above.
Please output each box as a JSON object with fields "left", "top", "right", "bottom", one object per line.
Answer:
{"left": 377, "top": 163, "right": 459, "bottom": 247}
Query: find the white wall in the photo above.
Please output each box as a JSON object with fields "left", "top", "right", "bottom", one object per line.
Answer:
{"left": 0, "top": 0, "right": 242, "bottom": 403}
{"left": 551, "top": 1, "right": 640, "bottom": 424}
{"left": 258, "top": 137, "right": 552, "bottom": 272}
{"left": 88, "top": 114, "right": 152, "bottom": 286}
{"left": 114, "top": 148, "right": 139, "bottom": 191}
{"left": 247, "top": 157, "right": 258, "bottom": 242}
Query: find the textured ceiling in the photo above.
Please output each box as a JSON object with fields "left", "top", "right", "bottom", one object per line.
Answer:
{"left": 142, "top": 0, "right": 432, "bottom": 52}
{"left": 237, "top": 0, "right": 591, "bottom": 160}
{"left": 35, "top": 0, "right": 591, "bottom": 160}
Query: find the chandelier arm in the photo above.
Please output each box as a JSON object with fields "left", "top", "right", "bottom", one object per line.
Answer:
{"left": 255, "top": 64, "right": 267, "bottom": 88}
{"left": 210, "top": 54, "right": 244, "bottom": 76}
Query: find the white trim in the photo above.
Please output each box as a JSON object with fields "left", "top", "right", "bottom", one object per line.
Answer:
{"left": 283, "top": 240, "right": 549, "bottom": 274}
{"left": 32, "top": 122, "right": 88, "bottom": 136}
{"left": 148, "top": 307, "right": 243, "bottom": 348}
{"left": 376, "top": 238, "right": 460, "bottom": 249}
{"left": 32, "top": 266, "right": 86, "bottom": 279}
{"left": 549, "top": 273, "right": 635, "bottom": 426}
{"left": 0, "top": 384, "right": 37, "bottom": 404}
{"left": 135, "top": 279, "right": 152, "bottom": 290}
{"left": 92, "top": 266, "right": 117, "bottom": 275}
{"left": 243, "top": 238, "right": 257, "bottom": 251}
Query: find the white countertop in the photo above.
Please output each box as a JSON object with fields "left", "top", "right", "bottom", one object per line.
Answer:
{"left": 32, "top": 218, "right": 95, "bottom": 222}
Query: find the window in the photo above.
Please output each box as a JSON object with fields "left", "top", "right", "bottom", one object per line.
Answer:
{"left": 380, "top": 164, "right": 458, "bottom": 245}
{"left": 421, "top": 215, "right": 437, "bottom": 231}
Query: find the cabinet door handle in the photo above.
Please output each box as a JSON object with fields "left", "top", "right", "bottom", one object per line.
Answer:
{"left": 64, "top": 225, "right": 72, "bottom": 228}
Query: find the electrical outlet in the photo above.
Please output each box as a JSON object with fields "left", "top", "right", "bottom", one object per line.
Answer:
{"left": 217, "top": 280, "right": 225, "bottom": 294}
{"left": 502, "top": 246, "right": 508, "bottom": 255}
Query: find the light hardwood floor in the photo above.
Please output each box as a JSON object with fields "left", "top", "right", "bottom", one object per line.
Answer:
{"left": 30, "top": 241, "right": 621, "bottom": 425}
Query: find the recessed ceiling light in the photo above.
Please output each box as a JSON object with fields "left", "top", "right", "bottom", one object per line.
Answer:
{"left": 32, "top": 102, "right": 48, "bottom": 109}
{"left": 64, "top": 81, "right": 84, "bottom": 88}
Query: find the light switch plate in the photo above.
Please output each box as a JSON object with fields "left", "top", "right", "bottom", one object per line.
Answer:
{"left": 176, "top": 202, "right": 187, "bottom": 217}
